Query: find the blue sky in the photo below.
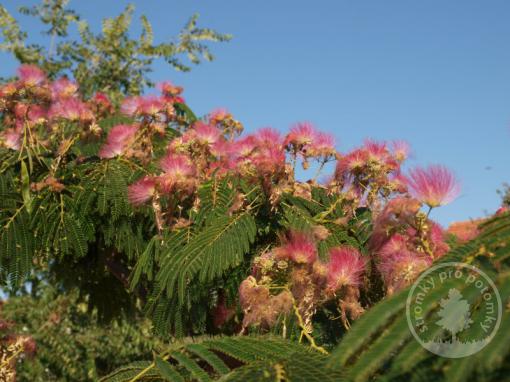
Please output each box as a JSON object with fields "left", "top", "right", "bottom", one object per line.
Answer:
{"left": 2, "top": 0, "right": 510, "bottom": 225}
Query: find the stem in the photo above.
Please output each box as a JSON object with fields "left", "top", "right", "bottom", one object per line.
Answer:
{"left": 127, "top": 360, "right": 158, "bottom": 382}
{"left": 314, "top": 196, "right": 343, "bottom": 223}
{"left": 126, "top": 352, "right": 172, "bottom": 382}
{"left": 119, "top": 157, "right": 150, "bottom": 174}
{"left": 1, "top": 347, "right": 23, "bottom": 370}
{"left": 151, "top": 191, "right": 165, "bottom": 234}
{"left": 292, "top": 301, "right": 328, "bottom": 354}
{"left": 312, "top": 159, "right": 326, "bottom": 183}
{"left": 51, "top": 135, "right": 79, "bottom": 175}
{"left": 3, "top": 204, "right": 25, "bottom": 229}
{"left": 60, "top": 194, "right": 65, "bottom": 224}
{"left": 48, "top": 31, "right": 56, "bottom": 59}
{"left": 291, "top": 152, "right": 297, "bottom": 175}
{"left": 416, "top": 211, "right": 435, "bottom": 259}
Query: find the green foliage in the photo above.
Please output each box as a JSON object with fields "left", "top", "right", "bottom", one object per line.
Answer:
{"left": 0, "top": 209, "right": 33, "bottom": 287}
{"left": 103, "top": 213, "right": 510, "bottom": 382}
{"left": 158, "top": 212, "right": 256, "bottom": 303}
{"left": 135, "top": 178, "right": 259, "bottom": 336}
{"left": 101, "top": 336, "right": 343, "bottom": 382}
{"left": 1, "top": 286, "right": 163, "bottom": 381}
{"left": 0, "top": 160, "right": 35, "bottom": 288}
{"left": 0, "top": 0, "right": 231, "bottom": 99}
{"left": 127, "top": 180, "right": 371, "bottom": 338}
{"left": 323, "top": 212, "right": 510, "bottom": 382}
{"left": 2, "top": 4, "right": 509, "bottom": 380}
{"left": 497, "top": 182, "right": 510, "bottom": 207}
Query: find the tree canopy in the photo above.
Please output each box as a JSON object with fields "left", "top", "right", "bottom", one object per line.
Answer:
{"left": 1, "top": 2, "right": 509, "bottom": 382}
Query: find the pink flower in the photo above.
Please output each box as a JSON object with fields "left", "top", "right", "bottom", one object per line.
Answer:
{"left": 93, "top": 92, "right": 110, "bottom": 104}
{"left": 158, "top": 154, "right": 197, "bottom": 193}
{"left": 377, "top": 233, "right": 409, "bottom": 259}
{"left": 192, "top": 122, "right": 222, "bottom": 145}
{"left": 391, "top": 140, "right": 411, "bottom": 162}
{"left": 369, "top": 197, "right": 422, "bottom": 252}
{"left": 98, "top": 124, "right": 138, "bottom": 158}
{"left": 28, "top": 105, "right": 47, "bottom": 124}
{"left": 389, "top": 171, "right": 409, "bottom": 193}
{"left": 212, "top": 295, "right": 235, "bottom": 328}
{"left": 49, "top": 98, "right": 93, "bottom": 122}
{"left": 309, "top": 132, "right": 336, "bottom": 158}
{"left": 335, "top": 149, "right": 368, "bottom": 177}
{"left": 13, "top": 103, "right": 29, "bottom": 118}
{"left": 252, "top": 145, "right": 286, "bottom": 174}
{"left": 98, "top": 141, "right": 124, "bottom": 159}
{"left": 158, "top": 81, "right": 183, "bottom": 97}
{"left": 2, "top": 128, "right": 22, "bottom": 150}
{"left": 496, "top": 206, "right": 509, "bottom": 215}
{"left": 230, "top": 136, "right": 257, "bottom": 158}
{"left": 364, "top": 139, "right": 388, "bottom": 162}
{"left": 206, "top": 160, "right": 233, "bottom": 177}
{"left": 138, "top": 96, "right": 165, "bottom": 116}
{"left": 407, "top": 165, "right": 460, "bottom": 208}
{"left": 326, "top": 246, "right": 365, "bottom": 291}
{"left": 256, "top": 128, "right": 282, "bottom": 146}
{"left": 91, "top": 92, "right": 112, "bottom": 111}
{"left": 210, "top": 139, "right": 231, "bottom": 158}
{"left": 128, "top": 177, "right": 156, "bottom": 205}
{"left": 109, "top": 124, "right": 138, "bottom": 143}
{"left": 376, "top": 235, "right": 431, "bottom": 294}
{"left": 208, "top": 108, "right": 230, "bottom": 123}
{"left": 276, "top": 231, "right": 318, "bottom": 264}
{"left": 447, "top": 219, "right": 482, "bottom": 243}
{"left": 17, "top": 65, "right": 46, "bottom": 87}
{"left": 120, "top": 96, "right": 141, "bottom": 116}
{"left": 0, "top": 83, "right": 17, "bottom": 97}
{"left": 238, "top": 276, "right": 270, "bottom": 307}
{"left": 50, "top": 78, "right": 78, "bottom": 99}
{"left": 285, "top": 122, "right": 317, "bottom": 147}
{"left": 429, "top": 222, "right": 449, "bottom": 258}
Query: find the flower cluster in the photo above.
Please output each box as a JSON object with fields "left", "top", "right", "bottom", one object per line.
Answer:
{"left": 111, "top": 73, "right": 460, "bottom": 310}
{"left": 285, "top": 122, "right": 336, "bottom": 170}
{"left": 207, "top": 108, "right": 244, "bottom": 138}
{"left": 239, "top": 231, "right": 366, "bottom": 332}
{"left": 369, "top": 196, "right": 450, "bottom": 294}
{"left": 407, "top": 165, "right": 460, "bottom": 208}
{"left": 126, "top": 119, "right": 338, "bottom": 230}
{"left": 124, "top": 111, "right": 289, "bottom": 228}
{"left": 446, "top": 218, "right": 484, "bottom": 243}
{"left": 0, "top": 65, "right": 102, "bottom": 153}
{"left": 333, "top": 139, "right": 409, "bottom": 209}
{"left": 99, "top": 85, "right": 188, "bottom": 163}
{"left": 0, "top": 66, "right": 465, "bottom": 344}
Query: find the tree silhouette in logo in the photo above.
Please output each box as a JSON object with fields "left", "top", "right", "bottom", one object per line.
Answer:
{"left": 436, "top": 288, "right": 473, "bottom": 342}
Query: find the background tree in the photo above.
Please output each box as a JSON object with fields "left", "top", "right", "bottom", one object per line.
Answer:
{"left": 0, "top": 0, "right": 231, "bottom": 101}
{"left": 1, "top": 285, "right": 162, "bottom": 381}
{"left": 497, "top": 183, "right": 510, "bottom": 208}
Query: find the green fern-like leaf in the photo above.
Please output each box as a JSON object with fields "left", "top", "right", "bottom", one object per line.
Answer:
{"left": 99, "top": 361, "right": 161, "bottom": 382}
{"left": 157, "top": 211, "right": 256, "bottom": 305}
{"left": 0, "top": 209, "right": 33, "bottom": 286}
{"left": 101, "top": 336, "right": 337, "bottom": 382}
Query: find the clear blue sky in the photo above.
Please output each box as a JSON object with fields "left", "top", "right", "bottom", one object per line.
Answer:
{"left": 2, "top": 0, "right": 510, "bottom": 225}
